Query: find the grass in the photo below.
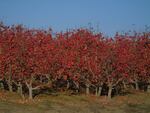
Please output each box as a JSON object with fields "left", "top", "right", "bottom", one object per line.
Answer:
{"left": 0, "top": 90, "right": 150, "bottom": 113}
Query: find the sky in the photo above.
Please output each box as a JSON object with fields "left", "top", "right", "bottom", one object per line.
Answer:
{"left": 0, "top": 0, "right": 150, "bottom": 36}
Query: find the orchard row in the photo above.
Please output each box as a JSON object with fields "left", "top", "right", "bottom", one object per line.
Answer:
{"left": 0, "top": 24, "right": 150, "bottom": 99}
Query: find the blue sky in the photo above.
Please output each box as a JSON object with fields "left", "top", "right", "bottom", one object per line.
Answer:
{"left": 0, "top": 0, "right": 150, "bottom": 36}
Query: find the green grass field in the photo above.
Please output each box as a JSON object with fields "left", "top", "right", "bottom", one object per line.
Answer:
{"left": 0, "top": 90, "right": 150, "bottom": 113}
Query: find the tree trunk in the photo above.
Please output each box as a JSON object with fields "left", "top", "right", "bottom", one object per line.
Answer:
{"left": 8, "top": 82, "right": 13, "bottom": 92}
{"left": 135, "top": 82, "right": 139, "bottom": 90}
{"left": 95, "top": 87, "right": 98, "bottom": 96}
{"left": 67, "top": 80, "right": 70, "bottom": 89}
{"left": 97, "top": 86, "right": 102, "bottom": 96}
{"left": 40, "top": 76, "right": 43, "bottom": 83}
{"left": 0, "top": 82, "right": 4, "bottom": 89}
{"left": 130, "top": 84, "right": 134, "bottom": 89}
{"left": 29, "top": 86, "right": 33, "bottom": 100}
{"left": 7, "top": 65, "right": 13, "bottom": 92}
{"left": 86, "top": 83, "right": 90, "bottom": 95}
{"left": 147, "top": 84, "right": 150, "bottom": 93}
{"left": 8, "top": 65, "right": 13, "bottom": 92}
{"left": 108, "top": 85, "right": 112, "bottom": 99}
{"left": 26, "top": 80, "right": 33, "bottom": 100}
{"left": 123, "top": 80, "right": 127, "bottom": 90}
{"left": 17, "top": 82, "right": 23, "bottom": 97}
{"left": 75, "top": 83, "right": 79, "bottom": 93}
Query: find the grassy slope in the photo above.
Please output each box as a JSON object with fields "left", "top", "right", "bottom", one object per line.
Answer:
{"left": 0, "top": 90, "right": 150, "bottom": 113}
